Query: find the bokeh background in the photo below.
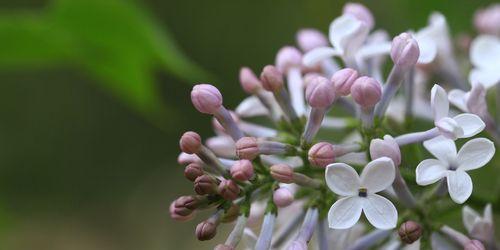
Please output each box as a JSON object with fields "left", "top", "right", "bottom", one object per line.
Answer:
{"left": 0, "top": 0, "right": 496, "bottom": 249}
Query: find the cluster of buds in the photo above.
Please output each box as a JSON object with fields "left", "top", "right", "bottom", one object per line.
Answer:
{"left": 170, "top": 2, "right": 500, "bottom": 249}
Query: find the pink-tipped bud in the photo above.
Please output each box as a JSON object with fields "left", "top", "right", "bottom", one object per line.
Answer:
{"left": 195, "top": 220, "right": 218, "bottom": 241}
{"left": 260, "top": 65, "right": 284, "bottom": 92}
{"left": 390, "top": 33, "right": 420, "bottom": 69}
{"left": 218, "top": 179, "right": 240, "bottom": 201}
{"left": 296, "top": 29, "right": 329, "bottom": 52}
{"left": 474, "top": 4, "right": 500, "bottom": 36}
{"left": 350, "top": 76, "right": 382, "bottom": 108}
{"left": 331, "top": 68, "right": 359, "bottom": 96}
{"left": 270, "top": 164, "right": 294, "bottom": 183}
{"left": 239, "top": 67, "right": 262, "bottom": 94}
{"left": 369, "top": 135, "right": 401, "bottom": 166}
{"left": 169, "top": 200, "right": 195, "bottom": 221}
{"left": 275, "top": 46, "right": 303, "bottom": 73}
{"left": 303, "top": 72, "right": 322, "bottom": 88}
{"left": 464, "top": 240, "right": 485, "bottom": 250}
{"left": 230, "top": 160, "right": 254, "bottom": 181}
{"left": 343, "top": 3, "right": 374, "bottom": 30}
{"left": 273, "top": 187, "right": 294, "bottom": 207}
{"left": 308, "top": 142, "right": 335, "bottom": 168}
{"left": 172, "top": 196, "right": 196, "bottom": 216}
{"left": 215, "top": 244, "right": 234, "bottom": 250}
{"left": 235, "top": 137, "right": 259, "bottom": 160}
{"left": 191, "top": 84, "right": 223, "bottom": 114}
{"left": 180, "top": 131, "right": 202, "bottom": 154}
{"left": 305, "top": 76, "right": 336, "bottom": 108}
{"left": 177, "top": 152, "right": 202, "bottom": 165}
{"left": 184, "top": 162, "right": 204, "bottom": 182}
{"left": 398, "top": 221, "right": 422, "bottom": 244}
{"left": 194, "top": 175, "right": 218, "bottom": 195}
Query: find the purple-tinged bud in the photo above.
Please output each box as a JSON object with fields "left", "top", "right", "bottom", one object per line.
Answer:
{"left": 287, "top": 240, "right": 308, "bottom": 250}
{"left": 369, "top": 135, "right": 401, "bottom": 166}
{"left": 260, "top": 65, "right": 284, "bottom": 92}
{"left": 275, "top": 46, "right": 303, "bottom": 73}
{"left": 303, "top": 72, "right": 322, "bottom": 88}
{"left": 235, "top": 137, "right": 259, "bottom": 160}
{"left": 390, "top": 33, "right": 420, "bottom": 69}
{"left": 331, "top": 68, "right": 359, "bottom": 96}
{"left": 464, "top": 240, "right": 486, "bottom": 250}
{"left": 270, "top": 164, "right": 294, "bottom": 183}
{"left": 191, "top": 84, "right": 223, "bottom": 114}
{"left": 177, "top": 152, "right": 202, "bottom": 165}
{"left": 169, "top": 201, "right": 195, "bottom": 221}
{"left": 194, "top": 175, "right": 218, "bottom": 195}
{"left": 173, "top": 196, "right": 196, "bottom": 216}
{"left": 239, "top": 67, "right": 262, "bottom": 94}
{"left": 305, "top": 76, "right": 335, "bottom": 108}
{"left": 230, "top": 160, "right": 254, "bottom": 181}
{"left": 179, "top": 131, "right": 202, "bottom": 154}
{"left": 343, "top": 2, "right": 374, "bottom": 30}
{"left": 218, "top": 179, "right": 240, "bottom": 201}
{"left": 215, "top": 244, "right": 234, "bottom": 250}
{"left": 273, "top": 187, "right": 294, "bottom": 207}
{"left": 308, "top": 142, "right": 335, "bottom": 168}
{"left": 195, "top": 220, "right": 218, "bottom": 241}
{"left": 221, "top": 204, "right": 240, "bottom": 223}
{"left": 398, "top": 221, "right": 422, "bottom": 244}
{"left": 351, "top": 76, "right": 382, "bottom": 108}
{"left": 184, "top": 162, "right": 204, "bottom": 181}
{"left": 296, "top": 29, "right": 329, "bottom": 52}
{"left": 474, "top": 4, "right": 500, "bottom": 36}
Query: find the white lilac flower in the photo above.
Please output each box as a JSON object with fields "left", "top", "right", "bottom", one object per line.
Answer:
{"left": 414, "top": 12, "right": 453, "bottom": 64}
{"left": 430, "top": 84, "right": 485, "bottom": 139}
{"left": 462, "top": 204, "right": 495, "bottom": 246}
{"left": 416, "top": 137, "right": 495, "bottom": 204}
{"left": 468, "top": 35, "right": 500, "bottom": 88}
{"left": 325, "top": 157, "right": 398, "bottom": 230}
{"left": 448, "top": 84, "right": 489, "bottom": 119}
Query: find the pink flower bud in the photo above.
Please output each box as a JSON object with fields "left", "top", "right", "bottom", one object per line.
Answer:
{"left": 305, "top": 76, "right": 336, "bottom": 108}
{"left": 464, "top": 240, "right": 486, "bottom": 250}
{"left": 184, "top": 162, "right": 204, "bottom": 181}
{"left": 239, "top": 67, "right": 262, "bottom": 94}
{"left": 474, "top": 4, "right": 500, "bottom": 36}
{"left": 173, "top": 196, "right": 196, "bottom": 216}
{"left": 194, "top": 175, "right": 218, "bottom": 195}
{"left": 398, "top": 221, "right": 422, "bottom": 244}
{"left": 169, "top": 200, "right": 195, "bottom": 221}
{"left": 275, "top": 46, "right": 303, "bottom": 73}
{"left": 350, "top": 76, "right": 382, "bottom": 108}
{"left": 270, "top": 164, "right": 294, "bottom": 183}
{"left": 191, "top": 84, "right": 223, "bottom": 114}
{"left": 308, "top": 142, "right": 335, "bottom": 168}
{"left": 296, "top": 29, "right": 329, "bottom": 52}
{"left": 260, "top": 65, "right": 284, "bottom": 92}
{"left": 390, "top": 33, "right": 420, "bottom": 69}
{"left": 369, "top": 135, "right": 401, "bottom": 166}
{"left": 303, "top": 72, "right": 322, "bottom": 88}
{"left": 218, "top": 179, "right": 240, "bottom": 201}
{"left": 215, "top": 244, "right": 234, "bottom": 250}
{"left": 179, "top": 131, "right": 202, "bottom": 154}
{"left": 331, "top": 68, "right": 359, "bottom": 96}
{"left": 177, "top": 152, "right": 201, "bottom": 165}
{"left": 195, "top": 220, "right": 218, "bottom": 241}
{"left": 273, "top": 187, "right": 294, "bottom": 207}
{"left": 343, "top": 3, "right": 374, "bottom": 30}
{"left": 235, "top": 137, "right": 259, "bottom": 160}
{"left": 230, "top": 160, "right": 254, "bottom": 181}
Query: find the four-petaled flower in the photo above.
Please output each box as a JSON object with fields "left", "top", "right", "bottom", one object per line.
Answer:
{"left": 469, "top": 35, "right": 500, "bottom": 88}
{"left": 325, "top": 157, "right": 398, "bottom": 229}
{"left": 416, "top": 137, "right": 495, "bottom": 204}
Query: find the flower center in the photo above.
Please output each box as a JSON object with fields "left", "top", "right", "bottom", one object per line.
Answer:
{"left": 448, "top": 165, "right": 457, "bottom": 171}
{"left": 358, "top": 187, "right": 367, "bottom": 197}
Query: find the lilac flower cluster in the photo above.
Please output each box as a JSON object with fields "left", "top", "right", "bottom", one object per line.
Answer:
{"left": 171, "top": 2, "right": 500, "bottom": 249}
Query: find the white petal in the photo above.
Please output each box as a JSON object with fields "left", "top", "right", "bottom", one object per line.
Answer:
{"left": 302, "top": 47, "right": 340, "bottom": 66}
{"left": 431, "top": 84, "right": 449, "bottom": 121}
{"left": 416, "top": 159, "right": 448, "bottom": 185}
{"left": 360, "top": 157, "right": 395, "bottom": 193}
{"left": 416, "top": 37, "right": 437, "bottom": 64}
{"left": 484, "top": 203, "right": 493, "bottom": 224}
{"left": 468, "top": 68, "right": 500, "bottom": 89}
{"left": 448, "top": 89, "right": 468, "bottom": 112}
{"left": 462, "top": 205, "right": 480, "bottom": 233}
{"left": 423, "top": 136, "right": 457, "bottom": 164}
{"left": 356, "top": 42, "right": 391, "bottom": 59}
{"left": 470, "top": 35, "right": 500, "bottom": 70}
{"left": 447, "top": 170, "right": 473, "bottom": 204}
{"left": 435, "top": 117, "right": 464, "bottom": 139}
{"left": 456, "top": 138, "right": 495, "bottom": 171}
{"left": 329, "top": 14, "right": 368, "bottom": 57}
{"left": 325, "top": 163, "right": 360, "bottom": 196}
{"left": 235, "top": 96, "right": 269, "bottom": 117}
{"left": 327, "top": 196, "right": 363, "bottom": 229}
{"left": 453, "top": 113, "right": 485, "bottom": 138}
{"left": 362, "top": 194, "right": 398, "bottom": 229}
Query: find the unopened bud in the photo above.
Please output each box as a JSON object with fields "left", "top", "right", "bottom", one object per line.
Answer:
{"left": 273, "top": 187, "right": 294, "bottom": 207}
{"left": 169, "top": 200, "right": 195, "bottom": 221}
{"left": 296, "top": 29, "right": 329, "bottom": 52}
{"left": 474, "top": 4, "right": 500, "bottom": 36}
{"left": 343, "top": 2, "right": 374, "bottom": 30}
{"left": 331, "top": 68, "right": 359, "bottom": 96}
{"left": 260, "top": 65, "right": 284, "bottom": 92}
{"left": 270, "top": 164, "right": 294, "bottom": 183}
{"left": 184, "top": 162, "right": 204, "bottom": 181}
{"left": 218, "top": 179, "right": 240, "bottom": 201}
{"left": 239, "top": 67, "right": 262, "bottom": 94}
{"left": 369, "top": 135, "right": 401, "bottom": 166}
{"left": 196, "top": 220, "right": 218, "bottom": 241}
{"left": 230, "top": 160, "right": 254, "bottom": 181}
{"left": 398, "top": 221, "right": 422, "bottom": 244}
{"left": 177, "top": 152, "right": 202, "bottom": 165}
{"left": 464, "top": 240, "right": 486, "bottom": 250}
{"left": 191, "top": 84, "right": 223, "bottom": 114}
{"left": 275, "top": 46, "right": 303, "bottom": 73}
{"left": 179, "top": 131, "right": 202, "bottom": 154}
{"left": 308, "top": 142, "right": 335, "bottom": 168}
{"left": 390, "top": 33, "right": 420, "bottom": 69}
{"left": 194, "top": 175, "right": 218, "bottom": 195}
{"left": 351, "top": 76, "right": 382, "bottom": 108}
{"left": 235, "top": 137, "right": 259, "bottom": 160}
{"left": 305, "top": 76, "right": 335, "bottom": 108}
{"left": 173, "top": 196, "right": 196, "bottom": 216}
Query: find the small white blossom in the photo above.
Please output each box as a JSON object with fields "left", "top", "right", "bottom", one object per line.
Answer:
{"left": 325, "top": 157, "right": 398, "bottom": 230}
{"left": 414, "top": 12, "right": 453, "bottom": 64}
{"left": 463, "top": 204, "right": 495, "bottom": 245}
{"left": 469, "top": 35, "right": 500, "bottom": 89}
{"left": 448, "top": 84, "right": 489, "bottom": 119}
{"left": 416, "top": 137, "right": 495, "bottom": 204}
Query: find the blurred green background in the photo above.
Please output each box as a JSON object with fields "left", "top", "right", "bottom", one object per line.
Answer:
{"left": 0, "top": 0, "right": 496, "bottom": 249}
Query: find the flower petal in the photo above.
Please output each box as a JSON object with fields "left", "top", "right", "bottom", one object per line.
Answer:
{"left": 325, "top": 163, "right": 360, "bottom": 196}
{"left": 456, "top": 138, "right": 495, "bottom": 171}
{"left": 431, "top": 84, "right": 449, "bottom": 121}
{"left": 447, "top": 170, "right": 473, "bottom": 204}
{"left": 235, "top": 96, "right": 269, "bottom": 117}
{"left": 453, "top": 113, "right": 485, "bottom": 138}
{"left": 484, "top": 203, "right": 493, "bottom": 224}
{"left": 360, "top": 157, "right": 395, "bottom": 193}
{"left": 329, "top": 14, "right": 368, "bottom": 57}
{"left": 327, "top": 196, "right": 363, "bottom": 229}
{"left": 470, "top": 35, "right": 500, "bottom": 71}
{"left": 302, "top": 47, "right": 340, "bottom": 66}
{"left": 415, "top": 36, "right": 437, "bottom": 64}
{"left": 468, "top": 68, "right": 500, "bottom": 89}
{"left": 448, "top": 89, "right": 468, "bottom": 112}
{"left": 435, "top": 117, "right": 464, "bottom": 139}
{"left": 362, "top": 194, "right": 398, "bottom": 229}
{"left": 416, "top": 159, "right": 448, "bottom": 185}
{"left": 356, "top": 42, "right": 391, "bottom": 59}
{"left": 462, "top": 205, "right": 480, "bottom": 233}
{"left": 423, "top": 136, "right": 457, "bottom": 164}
